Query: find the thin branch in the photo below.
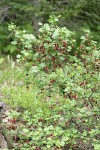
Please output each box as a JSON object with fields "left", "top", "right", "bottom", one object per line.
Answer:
{"left": 0, "top": 7, "right": 11, "bottom": 15}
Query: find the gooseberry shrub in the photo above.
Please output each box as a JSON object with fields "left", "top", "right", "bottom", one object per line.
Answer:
{"left": 9, "top": 15, "right": 76, "bottom": 72}
{"left": 8, "top": 16, "right": 100, "bottom": 149}
{"left": 9, "top": 16, "right": 99, "bottom": 73}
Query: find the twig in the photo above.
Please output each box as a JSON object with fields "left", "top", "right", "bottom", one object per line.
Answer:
{"left": 0, "top": 7, "right": 11, "bottom": 15}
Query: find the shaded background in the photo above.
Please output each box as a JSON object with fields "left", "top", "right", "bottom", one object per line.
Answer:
{"left": 0, "top": 0, "right": 100, "bottom": 55}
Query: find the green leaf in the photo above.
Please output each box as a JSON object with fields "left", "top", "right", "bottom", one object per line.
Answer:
{"left": 80, "top": 36, "right": 85, "bottom": 40}
{"left": 93, "top": 144, "right": 100, "bottom": 150}
{"left": 16, "top": 54, "right": 21, "bottom": 58}
{"left": 0, "top": 58, "right": 4, "bottom": 64}
{"left": 23, "top": 128, "right": 30, "bottom": 133}
{"left": 31, "top": 66, "right": 39, "bottom": 73}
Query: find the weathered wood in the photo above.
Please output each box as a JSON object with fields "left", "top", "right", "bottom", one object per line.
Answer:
{"left": 2, "top": 130, "right": 13, "bottom": 149}
{"left": 0, "top": 132, "right": 8, "bottom": 149}
{"left": 0, "top": 101, "right": 13, "bottom": 149}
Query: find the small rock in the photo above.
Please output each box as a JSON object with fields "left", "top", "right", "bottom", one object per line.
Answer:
{"left": 0, "top": 101, "right": 6, "bottom": 111}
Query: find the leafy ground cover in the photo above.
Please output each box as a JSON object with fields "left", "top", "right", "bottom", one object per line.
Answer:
{"left": 0, "top": 16, "right": 100, "bottom": 150}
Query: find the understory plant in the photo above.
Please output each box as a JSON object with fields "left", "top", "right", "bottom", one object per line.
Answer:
{"left": 6, "top": 16, "right": 100, "bottom": 149}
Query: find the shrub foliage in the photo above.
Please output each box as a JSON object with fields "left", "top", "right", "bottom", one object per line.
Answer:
{"left": 7, "top": 16, "right": 100, "bottom": 149}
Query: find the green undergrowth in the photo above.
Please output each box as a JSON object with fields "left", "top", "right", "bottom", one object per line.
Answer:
{"left": 0, "top": 16, "right": 100, "bottom": 149}
{"left": 0, "top": 56, "right": 100, "bottom": 150}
